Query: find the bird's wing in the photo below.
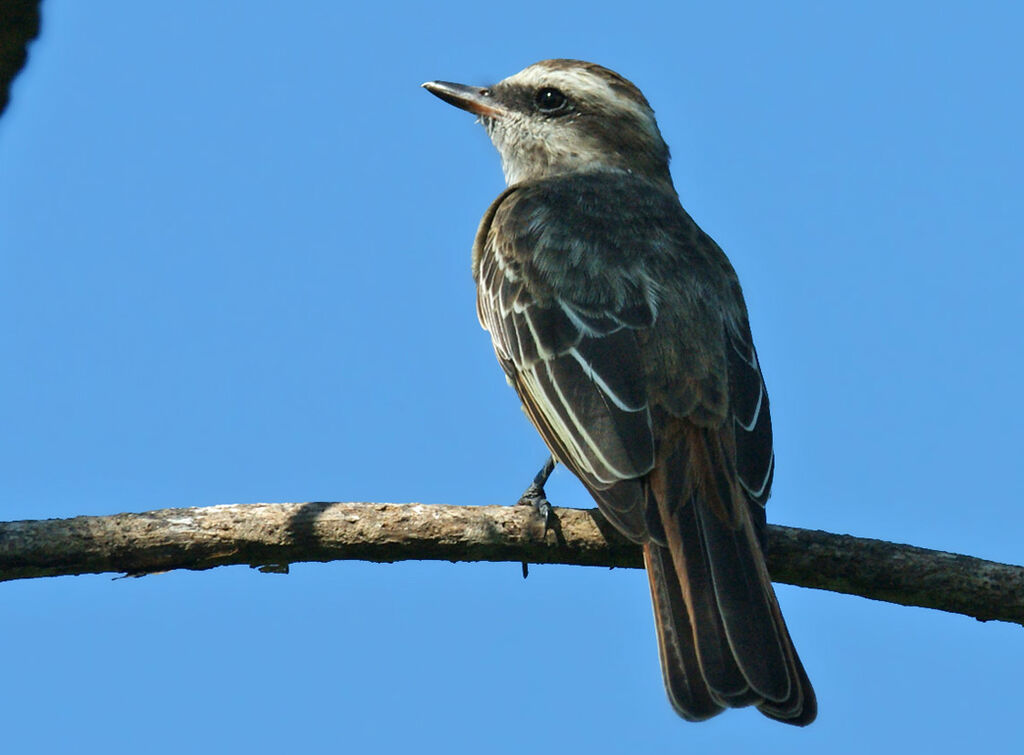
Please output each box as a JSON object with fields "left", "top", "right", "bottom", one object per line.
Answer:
{"left": 473, "top": 177, "right": 813, "bottom": 723}
{"left": 473, "top": 185, "right": 658, "bottom": 540}
{"left": 726, "top": 323, "right": 774, "bottom": 528}
{"left": 634, "top": 236, "right": 811, "bottom": 723}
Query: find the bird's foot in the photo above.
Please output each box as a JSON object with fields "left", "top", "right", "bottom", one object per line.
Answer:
{"left": 515, "top": 456, "right": 557, "bottom": 531}
{"left": 516, "top": 481, "right": 553, "bottom": 531}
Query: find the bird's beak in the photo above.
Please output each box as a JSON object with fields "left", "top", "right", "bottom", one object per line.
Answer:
{"left": 422, "top": 81, "right": 505, "bottom": 118}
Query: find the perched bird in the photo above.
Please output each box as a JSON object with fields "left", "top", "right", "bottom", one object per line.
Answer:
{"left": 423, "top": 59, "right": 815, "bottom": 725}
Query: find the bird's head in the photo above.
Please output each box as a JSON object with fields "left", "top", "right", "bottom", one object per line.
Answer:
{"left": 424, "top": 59, "right": 672, "bottom": 187}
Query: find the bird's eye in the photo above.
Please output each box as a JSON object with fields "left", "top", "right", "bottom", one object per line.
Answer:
{"left": 534, "top": 87, "right": 569, "bottom": 114}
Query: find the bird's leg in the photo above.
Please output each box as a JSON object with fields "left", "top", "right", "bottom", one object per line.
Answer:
{"left": 516, "top": 455, "right": 557, "bottom": 529}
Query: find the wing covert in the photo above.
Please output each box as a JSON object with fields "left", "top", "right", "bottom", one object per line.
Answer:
{"left": 727, "top": 328, "right": 774, "bottom": 508}
{"left": 474, "top": 189, "right": 657, "bottom": 492}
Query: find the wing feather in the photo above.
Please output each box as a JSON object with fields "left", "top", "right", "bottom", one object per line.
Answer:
{"left": 728, "top": 331, "right": 774, "bottom": 508}
{"left": 475, "top": 189, "right": 656, "bottom": 515}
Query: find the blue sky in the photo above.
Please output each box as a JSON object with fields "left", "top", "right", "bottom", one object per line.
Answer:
{"left": 2, "top": 1, "right": 1022, "bottom": 752}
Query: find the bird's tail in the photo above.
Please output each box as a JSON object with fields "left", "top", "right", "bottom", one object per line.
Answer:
{"left": 642, "top": 424, "right": 816, "bottom": 725}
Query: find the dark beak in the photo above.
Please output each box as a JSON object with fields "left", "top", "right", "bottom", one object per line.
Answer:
{"left": 422, "top": 81, "right": 505, "bottom": 118}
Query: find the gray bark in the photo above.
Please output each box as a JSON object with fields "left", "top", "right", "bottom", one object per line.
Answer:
{"left": 1, "top": 501, "right": 1021, "bottom": 625}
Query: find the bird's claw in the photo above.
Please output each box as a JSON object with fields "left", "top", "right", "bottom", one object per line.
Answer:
{"left": 516, "top": 456, "right": 557, "bottom": 531}
{"left": 516, "top": 482, "right": 554, "bottom": 531}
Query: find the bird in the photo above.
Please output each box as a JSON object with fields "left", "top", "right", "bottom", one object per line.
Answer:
{"left": 423, "top": 59, "right": 816, "bottom": 725}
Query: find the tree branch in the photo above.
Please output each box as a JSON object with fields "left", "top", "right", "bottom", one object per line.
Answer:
{"left": 0, "top": 0, "right": 42, "bottom": 117}
{"left": 1, "top": 501, "right": 1021, "bottom": 625}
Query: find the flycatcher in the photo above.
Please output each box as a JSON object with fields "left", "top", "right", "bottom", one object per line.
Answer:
{"left": 424, "top": 59, "right": 815, "bottom": 725}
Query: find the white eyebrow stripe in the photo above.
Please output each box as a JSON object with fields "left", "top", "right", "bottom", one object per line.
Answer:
{"left": 504, "top": 64, "right": 656, "bottom": 131}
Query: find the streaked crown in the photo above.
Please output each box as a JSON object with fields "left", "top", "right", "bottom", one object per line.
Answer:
{"left": 425, "top": 60, "right": 672, "bottom": 186}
